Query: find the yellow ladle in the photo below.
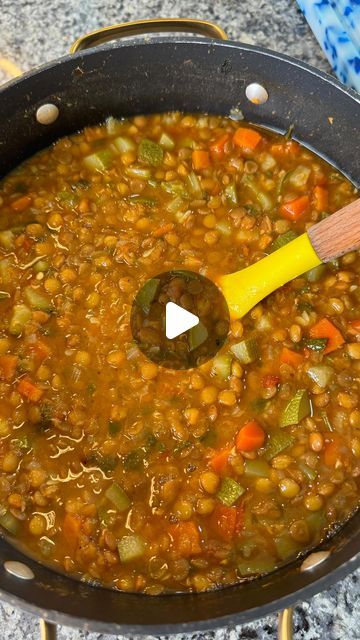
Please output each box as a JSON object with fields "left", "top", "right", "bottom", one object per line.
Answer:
{"left": 218, "top": 197, "right": 360, "bottom": 320}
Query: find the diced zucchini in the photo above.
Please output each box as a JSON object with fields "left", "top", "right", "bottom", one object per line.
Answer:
{"left": 304, "top": 338, "right": 328, "bottom": 352}
{"left": 264, "top": 430, "right": 295, "bottom": 461}
{"left": 161, "top": 180, "right": 187, "bottom": 196}
{"left": 138, "top": 139, "right": 163, "bottom": 166}
{"left": 217, "top": 477, "right": 245, "bottom": 506}
{"left": 275, "top": 534, "right": 300, "bottom": 560}
{"left": 270, "top": 231, "right": 298, "bottom": 252}
{"left": 135, "top": 278, "right": 160, "bottom": 315}
{"left": 118, "top": 534, "right": 145, "bottom": 562}
{"left": 306, "top": 365, "right": 333, "bottom": 388}
{"left": 24, "top": 286, "right": 53, "bottom": 312}
{"left": 237, "top": 556, "right": 276, "bottom": 576}
{"left": 211, "top": 354, "right": 232, "bottom": 380}
{"left": 298, "top": 461, "right": 317, "bottom": 481}
{"left": 0, "top": 508, "right": 19, "bottom": 535}
{"left": 9, "top": 304, "right": 32, "bottom": 335}
{"left": 244, "top": 459, "right": 270, "bottom": 478}
{"left": 306, "top": 264, "right": 326, "bottom": 283}
{"left": 114, "top": 135, "right": 136, "bottom": 153}
{"left": 287, "top": 165, "right": 311, "bottom": 188}
{"left": 83, "top": 150, "right": 113, "bottom": 171}
{"left": 231, "top": 338, "right": 259, "bottom": 364}
{"left": 186, "top": 171, "right": 202, "bottom": 196}
{"left": 224, "top": 183, "right": 238, "bottom": 205}
{"left": 189, "top": 322, "right": 208, "bottom": 351}
{"left": 105, "top": 482, "right": 131, "bottom": 512}
{"left": 0, "top": 230, "right": 14, "bottom": 250}
{"left": 279, "top": 389, "right": 311, "bottom": 427}
{"left": 159, "top": 132, "right": 175, "bottom": 149}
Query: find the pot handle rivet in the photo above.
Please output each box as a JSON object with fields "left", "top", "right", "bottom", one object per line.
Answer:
{"left": 245, "top": 83, "right": 269, "bottom": 105}
{"left": 70, "top": 18, "right": 228, "bottom": 53}
{"left": 4, "top": 560, "right": 34, "bottom": 580}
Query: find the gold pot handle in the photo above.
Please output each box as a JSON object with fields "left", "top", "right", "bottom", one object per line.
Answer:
{"left": 39, "top": 620, "right": 57, "bottom": 640}
{"left": 278, "top": 607, "right": 293, "bottom": 640}
{"left": 70, "top": 17, "right": 227, "bottom": 53}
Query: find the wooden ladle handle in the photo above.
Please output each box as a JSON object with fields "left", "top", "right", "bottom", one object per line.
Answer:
{"left": 308, "top": 197, "right": 360, "bottom": 262}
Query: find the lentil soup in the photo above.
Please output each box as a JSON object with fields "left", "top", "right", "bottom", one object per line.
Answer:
{"left": 0, "top": 112, "right": 358, "bottom": 594}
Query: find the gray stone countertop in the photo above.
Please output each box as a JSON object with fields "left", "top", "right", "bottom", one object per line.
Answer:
{"left": 0, "top": 0, "right": 358, "bottom": 638}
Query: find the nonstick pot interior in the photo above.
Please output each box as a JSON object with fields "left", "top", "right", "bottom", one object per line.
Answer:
{"left": 0, "top": 36, "right": 359, "bottom": 633}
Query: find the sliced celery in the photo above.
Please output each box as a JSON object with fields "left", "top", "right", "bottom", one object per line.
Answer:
{"left": 125, "top": 165, "right": 151, "bottom": 179}
{"left": 306, "top": 365, "right": 333, "bottom": 388}
{"left": 118, "top": 534, "right": 145, "bottom": 562}
{"left": 186, "top": 171, "right": 202, "bottom": 196}
{"left": 225, "top": 183, "right": 238, "bottom": 205}
{"left": 9, "top": 304, "right": 32, "bottom": 335}
{"left": 167, "top": 196, "right": 185, "bottom": 214}
{"left": 217, "top": 477, "right": 245, "bottom": 506}
{"left": 161, "top": 181, "right": 187, "bottom": 196}
{"left": 298, "top": 461, "right": 317, "bottom": 481}
{"left": 287, "top": 165, "right": 311, "bottom": 188}
{"left": 216, "top": 220, "right": 232, "bottom": 236}
{"left": 105, "top": 483, "right": 131, "bottom": 512}
{"left": 138, "top": 139, "right": 163, "bottom": 166}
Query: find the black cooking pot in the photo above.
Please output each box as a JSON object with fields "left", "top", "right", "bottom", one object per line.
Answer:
{"left": 0, "top": 18, "right": 359, "bottom": 640}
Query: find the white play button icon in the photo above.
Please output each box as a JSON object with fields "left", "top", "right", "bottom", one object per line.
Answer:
{"left": 165, "top": 302, "right": 199, "bottom": 340}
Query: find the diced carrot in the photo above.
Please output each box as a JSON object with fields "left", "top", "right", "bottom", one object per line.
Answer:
{"left": 348, "top": 319, "right": 360, "bottom": 336}
{"left": 32, "top": 311, "right": 50, "bottom": 325}
{"left": 280, "top": 346, "right": 304, "bottom": 368}
{"left": 192, "top": 150, "right": 211, "bottom": 170}
{"left": 29, "top": 340, "right": 51, "bottom": 361}
{"left": 0, "top": 355, "right": 18, "bottom": 381}
{"left": 169, "top": 521, "right": 201, "bottom": 557}
{"left": 270, "top": 141, "right": 300, "bottom": 157}
{"left": 280, "top": 195, "right": 309, "bottom": 221}
{"left": 152, "top": 223, "right": 174, "bottom": 238}
{"left": 210, "top": 504, "right": 243, "bottom": 542}
{"left": 210, "top": 133, "right": 230, "bottom": 158}
{"left": 233, "top": 127, "right": 262, "bottom": 151}
{"left": 262, "top": 374, "right": 280, "bottom": 388}
{"left": 323, "top": 435, "right": 347, "bottom": 468}
{"left": 235, "top": 421, "right": 265, "bottom": 452}
{"left": 313, "top": 185, "right": 328, "bottom": 212}
{"left": 11, "top": 196, "right": 32, "bottom": 212}
{"left": 309, "top": 318, "right": 344, "bottom": 354}
{"left": 18, "top": 378, "right": 44, "bottom": 402}
{"left": 209, "top": 449, "right": 231, "bottom": 474}
{"left": 63, "top": 513, "right": 82, "bottom": 550}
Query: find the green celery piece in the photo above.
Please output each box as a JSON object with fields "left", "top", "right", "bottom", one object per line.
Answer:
{"left": 161, "top": 180, "right": 187, "bottom": 196}
{"left": 237, "top": 556, "right": 277, "bottom": 576}
{"left": 159, "top": 132, "right": 175, "bottom": 149}
{"left": 136, "top": 278, "right": 160, "bottom": 315}
{"left": 303, "top": 338, "right": 328, "bottom": 352}
{"left": 216, "top": 220, "right": 232, "bottom": 236}
{"left": 264, "top": 430, "right": 295, "bottom": 461}
{"left": 231, "top": 338, "right": 259, "bottom": 364}
{"left": 189, "top": 322, "right": 208, "bottom": 351}
{"left": 321, "top": 410, "right": 334, "bottom": 431}
{"left": 279, "top": 389, "right": 311, "bottom": 427}
{"left": 211, "top": 354, "right": 232, "bottom": 380}
{"left": 298, "top": 461, "right": 317, "bottom": 481}
{"left": 244, "top": 459, "right": 270, "bottom": 478}
{"left": 225, "top": 183, "right": 238, "bottom": 205}
{"left": 138, "top": 139, "right": 164, "bottom": 166}
{"left": 118, "top": 534, "right": 145, "bottom": 562}
{"left": 217, "top": 477, "right": 245, "bottom": 506}
{"left": 9, "top": 304, "right": 32, "bottom": 335}
{"left": 287, "top": 164, "right": 311, "bottom": 188}
{"left": 275, "top": 534, "right": 301, "bottom": 560}
{"left": 129, "top": 195, "right": 156, "bottom": 207}
{"left": 270, "top": 231, "right": 298, "bottom": 252}
{"left": 83, "top": 149, "right": 113, "bottom": 171}
{"left": 114, "top": 136, "right": 136, "bottom": 154}
{"left": 186, "top": 171, "right": 202, "bottom": 196}
{"left": 24, "top": 286, "right": 53, "bottom": 312}
{"left": 105, "top": 482, "right": 131, "bottom": 512}
{"left": 0, "top": 508, "right": 19, "bottom": 535}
